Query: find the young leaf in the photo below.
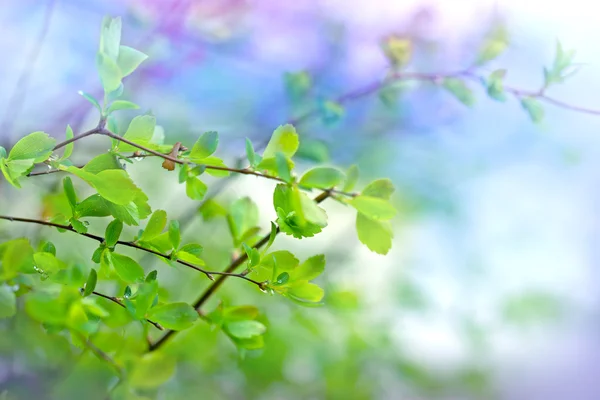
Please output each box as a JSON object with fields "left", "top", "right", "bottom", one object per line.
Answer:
{"left": 486, "top": 69, "right": 507, "bottom": 102}
{"left": 186, "top": 177, "right": 207, "bottom": 200}
{"left": 442, "top": 78, "right": 475, "bottom": 107}
{"left": 70, "top": 218, "right": 88, "bottom": 234}
{"left": 107, "top": 100, "right": 140, "bottom": 114}
{"left": 343, "top": 164, "right": 359, "bottom": 192}
{"left": 169, "top": 220, "right": 181, "bottom": 250}
{"left": 275, "top": 152, "right": 292, "bottom": 183}
{"left": 190, "top": 131, "right": 219, "bottom": 161}
{"left": 107, "top": 252, "right": 145, "bottom": 283}
{"left": 292, "top": 254, "right": 325, "bottom": 281}
{"left": 228, "top": 197, "right": 259, "bottom": 244}
{"left": 97, "top": 51, "right": 122, "bottom": 94}
{"left": 350, "top": 196, "right": 397, "bottom": 221}
{"left": 476, "top": 25, "right": 508, "bottom": 65}
{"left": 147, "top": 302, "right": 198, "bottom": 330}
{"left": 356, "top": 213, "right": 393, "bottom": 255}
{"left": 78, "top": 91, "right": 102, "bottom": 112}
{"left": 146, "top": 270, "right": 158, "bottom": 282}
{"left": 99, "top": 16, "right": 121, "bottom": 60}
{"left": 286, "top": 282, "right": 325, "bottom": 303}
{"left": 0, "top": 284, "right": 16, "bottom": 318}
{"left": 62, "top": 125, "right": 75, "bottom": 160}
{"left": 224, "top": 320, "right": 266, "bottom": 339}
{"left": 82, "top": 269, "right": 97, "bottom": 297}
{"left": 134, "top": 280, "right": 158, "bottom": 319}
{"left": 362, "top": 178, "right": 395, "bottom": 199}
{"left": 381, "top": 35, "right": 412, "bottom": 68}
{"left": 263, "top": 124, "right": 299, "bottom": 159}
{"left": 299, "top": 167, "right": 345, "bottom": 189}
{"left": 140, "top": 210, "right": 167, "bottom": 241}
{"left": 104, "top": 219, "right": 123, "bottom": 247}
{"left": 222, "top": 305, "right": 259, "bottom": 321}
{"left": 117, "top": 45, "right": 148, "bottom": 78}
{"left": 296, "top": 139, "right": 330, "bottom": 162}
{"left": 245, "top": 138, "right": 260, "bottom": 167}
{"left": 83, "top": 153, "right": 122, "bottom": 174}
{"left": 38, "top": 241, "right": 56, "bottom": 256}
{"left": 521, "top": 97, "right": 544, "bottom": 123}
{"left": 119, "top": 115, "right": 156, "bottom": 152}
{"left": 63, "top": 177, "right": 78, "bottom": 211}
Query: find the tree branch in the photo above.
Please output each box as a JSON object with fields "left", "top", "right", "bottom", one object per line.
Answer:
{"left": 148, "top": 189, "right": 332, "bottom": 352}
{"left": 0, "top": 215, "right": 265, "bottom": 288}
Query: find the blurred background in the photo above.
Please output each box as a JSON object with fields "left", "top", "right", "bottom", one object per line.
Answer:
{"left": 1, "top": 0, "right": 600, "bottom": 399}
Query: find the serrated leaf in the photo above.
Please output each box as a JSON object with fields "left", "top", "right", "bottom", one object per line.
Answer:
{"left": 299, "top": 167, "right": 344, "bottom": 189}
{"left": 362, "top": 178, "right": 395, "bottom": 200}
{"left": 82, "top": 269, "right": 97, "bottom": 297}
{"left": 442, "top": 78, "right": 475, "bottom": 106}
{"left": 263, "top": 124, "right": 299, "bottom": 159}
{"left": 225, "top": 320, "right": 266, "bottom": 339}
{"left": 190, "top": 131, "right": 218, "bottom": 161}
{"left": 107, "top": 100, "right": 140, "bottom": 114}
{"left": 521, "top": 97, "right": 544, "bottom": 123}
{"left": 147, "top": 302, "right": 198, "bottom": 330}
{"left": 350, "top": 196, "right": 396, "bottom": 220}
{"left": 8, "top": 131, "right": 55, "bottom": 163}
{"left": 356, "top": 213, "right": 393, "bottom": 255}
{"left": 107, "top": 252, "right": 145, "bottom": 283}
{"left": 117, "top": 45, "right": 148, "bottom": 78}
{"left": 140, "top": 210, "right": 167, "bottom": 241}
{"left": 76, "top": 194, "right": 112, "bottom": 218}
{"left": 119, "top": 115, "right": 156, "bottom": 152}
{"left": 105, "top": 219, "right": 123, "bottom": 247}
{"left": 292, "top": 254, "right": 325, "bottom": 281}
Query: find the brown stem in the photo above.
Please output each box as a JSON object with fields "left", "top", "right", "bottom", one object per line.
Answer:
{"left": 91, "top": 291, "right": 163, "bottom": 331}
{"left": 148, "top": 190, "right": 332, "bottom": 352}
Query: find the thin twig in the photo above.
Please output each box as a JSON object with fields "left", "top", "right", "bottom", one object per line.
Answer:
{"left": 148, "top": 189, "right": 332, "bottom": 352}
{"left": 0, "top": 215, "right": 265, "bottom": 288}
{"left": 91, "top": 290, "right": 163, "bottom": 331}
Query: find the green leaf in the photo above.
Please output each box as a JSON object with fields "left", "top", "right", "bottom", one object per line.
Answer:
{"left": 140, "top": 210, "right": 167, "bottom": 241}
{"left": 275, "top": 152, "right": 293, "bottom": 183}
{"left": 245, "top": 137, "right": 260, "bottom": 167}
{"left": 476, "top": 25, "right": 508, "bottom": 65}
{"left": 263, "top": 124, "right": 299, "bottom": 159}
{"left": 284, "top": 70, "right": 312, "bottom": 100}
{"left": 33, "top": 252, "right": 66, "bottom": 274}
{"left": 273, "top": 184, "right": 326, "bottom": 238}
{"left": 286, "top": 282, "right": 324, "bottom": 303}
{"left": 83, "top": 153, "right": 122, "bottom": 174}
{"left": 343, "top": 164, "right": 359, "bottom": 192}
{"left": 117, "top": 45, "right": 148, "bottom": 78}
{"left": 442, "top": 78, "right": 475, "bottom": 107}
{"left": 25, "top": 291, "right": 69, "bottom": 324}
{"left": 76, "top": 194, "right": 112, "bottom": 218}
{"left": 146, "top": 270, "right": 158, "bottom": 282}
{"left": 129, "top": 352, "right": 176, "bottom": 389}
{"left": 292, "top": 254, "right": 325, "bottom": 281}
{"left": 199, "top": 199, "right": 228, "bottom": 220}
{"left": 62, "top": 125, "right": 75, "bottom": 160}
{"left": 222, "top": 305, "right": 259, "bottom": 321}
{"left": 350, "top": 196, "right": 396, "bottom": 220}
{"left": 544, "top": 41, "right": 578, "bottom": 86}
{"left": 275, "top": 272, "right": 289, "bottom": 285}
{"left": 63, "top": 177, "right": 77, "bottom": 211}
{"left": 70, "top": 218, "right": 88, "bottom": 233}
{"left": 169, "top": 220, "right": 181, "bottom": 250}
{"left": 225, "top": 320, "right": 266, "bottom": 339}
{"left": 0, "top": 238, "right": 34, "bottom": 279}
{"left": 38, "top": 241, "right": 56, "bottom": 256}
{"left": 260, "top": 251, "right": 299, "bottom": 272}
{"left": 190, "top": 131, "right": 219, "bottom": 161}
{"left": 97, "top": 51, "right": 122, "bottom": 94}
{"left": 67, "top": 166, "right": 143, "bottom": 206}
{"left": 381, "top": 35, "right": 412, "bottom": 68}
{"left": 107, "top": 100, "right": 140, "bottom": 114}
{"left": 82, "top": 269, "right": 97, "bottom": 297}
{"left": 78, "top": 91, "right": 102, "bottom": 112}
{"left": 105, "top": 219, "right": 123, "bottom": 247}
{"left": 8, "top": 131, "right": 55, "bottom": 163}
{"left": 227, "top": 197, "right": 259, "bottom": 244}
{"left": 134, "top": 280, "right": 158, "bottom": 319}
{"left": 99, "top": 16, "right": 121, "bottom": 60}
{"left": 0, "top": 284, "right": 16, "bottom": 318}
{"left": 356, "top": 213, "right": 393, "bottom": 255}
{"left": 147, "top": 302, "right": 198, "bottom": 330}
{"left": 299, "top": 167, "right": 344, "bottom": 189}
{"left": 186, "top": 177, "right": 207, "bottom": 200}
{"left": 521, "top": 97, "right": 544, "bottom": 123}
{"left": 119, "top": 115, "right": 156, "bottom": 152}
{"left": 296, "top": 139, "right": 330, "bottom": 162}
{"left": 264, "top": 222, "right": 278, "bottom": 254}
{"left": 362, "top": 178, "right": 395, "bottom": 199}
{"left": 107, "top": 252, "right": 145, "bottom": 283}
{"left": 485, "top": 69, "right": 507, "bottom": 101}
